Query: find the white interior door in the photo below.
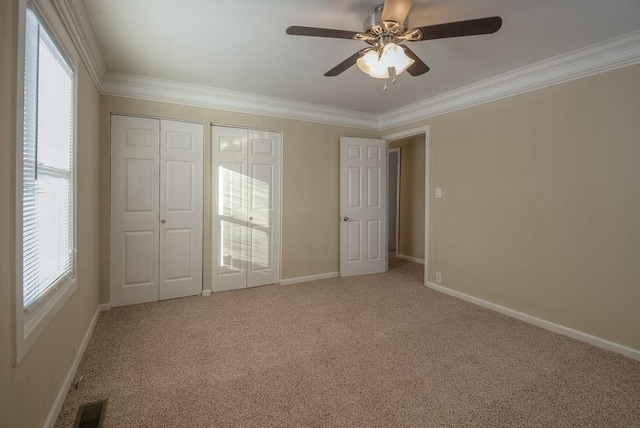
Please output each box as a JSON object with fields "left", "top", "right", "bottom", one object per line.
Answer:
{"left": 111, "top": 115, "right": 203, "bottom": 306}
{"left": 340, "top": 137, "right": 388, "bottom": 277}
{"left": 212, "top": 126, "right": 248, "bottom": 292}
{"left": 159, "top": 120, "right": 203, "bottom": 300}
{"left": 247, "top": 130, "right": 281, "bottom": 288}
{"left": 211, "top": 126, "right": 281, "bottom": 292}
{"left": 111, "top": 115, "right": 160, "bottom": 306}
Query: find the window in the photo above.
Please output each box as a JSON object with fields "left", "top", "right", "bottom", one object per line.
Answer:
{"left": 15, "top": 5, "right": 76, "bottom": 362}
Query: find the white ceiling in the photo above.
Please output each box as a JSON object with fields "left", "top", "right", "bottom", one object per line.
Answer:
{"left": 82, "top": 0, "right": 640, "bottom": 115}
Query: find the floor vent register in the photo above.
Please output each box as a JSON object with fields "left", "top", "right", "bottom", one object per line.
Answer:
{"left": 73, "top": 400, "right": 107, "bottom": 428}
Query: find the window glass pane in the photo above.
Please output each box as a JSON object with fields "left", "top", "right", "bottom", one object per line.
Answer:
{"left": 37, "top": 33, "right": 72, "bottom": 171}
{"left": 22, "top": 10, "right": 40, "bottom": 308}
{"left": 35, "top": 174, "right": 72, "bottom": 290}
{"left": 22, "top": 10, "right": 74, "bottom": 309}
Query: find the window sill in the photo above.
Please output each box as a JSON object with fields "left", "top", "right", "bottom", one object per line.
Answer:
{"left": 15, "top": 277, "right": 77, "bottom": 364}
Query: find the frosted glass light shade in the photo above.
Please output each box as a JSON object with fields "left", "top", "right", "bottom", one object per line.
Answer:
{"left": 356, "top": 43, "right": 415, "bottom": 79}
{"left": 381, "top": 43, "right": 414, "bottom": 75}
{"left": 356, "top": 50, "right": 389, "bottom": 79}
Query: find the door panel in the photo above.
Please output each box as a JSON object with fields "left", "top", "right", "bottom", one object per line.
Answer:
{"left": 247, "top": 130, "right": 281, "bottom": 288}
{"left": 165, "top": 161, "right": 194, "bottom": 212}
{"left": 348, "top": 167, "right": 362, "bottom": 208}
{"left": 348, "top": 221, "right": 361, "bottom": 262}
{"left": 164, "top": 228, "right": 193, "bottom": 280}
{"left": 340, "top": 137, "right": 387, "bottom": 277}
{"left": 219, "top": 219, "right": 247, "bottom": 276}
{"left": 123, "top": 231, "right": 155, "bottom": 286}
{"left": 212, "top": 127, "right": 249, "bottom": 291}
{"left": 367, "top": 220, "right": 381, "bottom": 260}
{"left": 249, "top": 224, "right": 272, "bottom": 272}
{"left": 250, "top": 163, "right": 274, "bottom": 228}
{"left": 368, "top": 167, "right": 381, "bottom": 207}
{"left": 124, "top": 159, "right": 155, "bottom": 212}
{"left": 159, "top": 120, "right": 203, "bottom": 300}
{"left": 368, "top": 145, "right": 382, "bottom": 161}
{"left": 111, "top": 115, "right": 160, "bottom": 306}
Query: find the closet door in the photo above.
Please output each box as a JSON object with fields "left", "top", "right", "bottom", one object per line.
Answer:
{"left": 247, "top": 130, "right": 281, "bottom": 287}
{"left": 111, "top": 115, "right": 204, "bottom": 306}
{"left": 159, "top": 120, "right": 204, "bottom": 300}
{"left": 111, "top": 115, "right": 160, "bottom": 306}
{"left": 212, "top": 126, "right": 249, "bottom": 291}
{"left": 211, "top": 126, "right": 281, "bottom": 292}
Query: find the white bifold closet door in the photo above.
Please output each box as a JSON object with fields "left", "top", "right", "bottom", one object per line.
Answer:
{"left": 111, "top": 115, "right": 203, "bottom": 306}
{"left": 211, "top": 126, "right": 281, "bottom": 292}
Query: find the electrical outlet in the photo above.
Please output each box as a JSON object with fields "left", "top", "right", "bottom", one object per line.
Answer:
{"left": 435, "top": 272, "right": 442, "bottom": 284}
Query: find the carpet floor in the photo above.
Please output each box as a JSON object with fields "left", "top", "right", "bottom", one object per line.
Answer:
{"left": 55, "top": 258, "right": 640, "bottom": 427}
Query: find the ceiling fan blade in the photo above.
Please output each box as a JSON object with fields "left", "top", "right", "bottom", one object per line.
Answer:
{"left": 324, "top": 51, "right": 365, "bottom": 77}
{"left": 402, "top": 46, "right": 430, "bottom": 76}
{"left": 381, "top": 0, "right": 413, "bottom": 24}
{"left": 286, "top": 26, "right": 358, "bottom": 40}
{"left": 414, "top": 16, "right": 503, "bottom": 41}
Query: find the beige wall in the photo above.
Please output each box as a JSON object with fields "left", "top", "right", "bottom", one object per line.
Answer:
{"left": 389, "top": 136, "right": 425, "bottom": 260}
{"left": 0, "top": 0, "right": 102, "bottom": 426}
{"left": 99, "top": 97, "right": 379, "bottom": 302}
{"left": 384, "top": 63, "right": 640, "bottom": 350}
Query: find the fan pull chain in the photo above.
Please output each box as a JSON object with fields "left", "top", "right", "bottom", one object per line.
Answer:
{"left": 383, "top": 67, "right": 399, "bottom": 91}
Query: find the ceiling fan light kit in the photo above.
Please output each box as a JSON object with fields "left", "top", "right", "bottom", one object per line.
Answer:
{"left": 356, "top": 43, "right": 415, "bottom": 79}
{"left": 286, "top": 0, "right": 503, "bottom": 90}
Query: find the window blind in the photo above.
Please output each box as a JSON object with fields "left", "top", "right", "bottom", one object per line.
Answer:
{"left": 22, "top": 9, "right": 75, "bottom": 310}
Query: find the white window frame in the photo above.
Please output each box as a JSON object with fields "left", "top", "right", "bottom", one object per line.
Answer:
{"left": 14, "top": 0, "right": 78, "bottom": 364}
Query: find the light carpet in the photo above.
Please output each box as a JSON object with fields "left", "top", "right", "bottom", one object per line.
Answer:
{"left": 55, "top": 258, "right": 640, "bottom": 427}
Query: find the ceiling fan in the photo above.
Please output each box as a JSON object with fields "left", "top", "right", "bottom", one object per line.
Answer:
{"left": 286, "top": 0, "right": 502, "bottom": 83}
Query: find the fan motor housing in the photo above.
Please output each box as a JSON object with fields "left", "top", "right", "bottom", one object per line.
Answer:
{"left": 362, "top": 5, "right": 384, "bottom": 32}
{"left": 363, "top": 4, "right": 409, "bottom": 38}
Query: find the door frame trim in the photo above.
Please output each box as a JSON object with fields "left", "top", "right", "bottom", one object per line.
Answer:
{"left": 382, "top": 126, "right": 430, "bottom": 286}
{"left": 387, "top": 148, "right": 401, "bottom": 257}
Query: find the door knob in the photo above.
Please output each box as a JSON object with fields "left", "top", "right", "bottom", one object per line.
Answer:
{"left": 249, "top": 217, "right": 253, "bottom": 221}
{"left": 343, "top": 216, "right": 349, "bottom": 222}
{"left": 161, "top": 219, "right": 166, "bottom": 224}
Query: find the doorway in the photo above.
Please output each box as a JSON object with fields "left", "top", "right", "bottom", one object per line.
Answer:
{"left": 388, "top": 148, "right": 400, "bottom": 255}
{"left": 384, "top": 128, "right": 429, "bottom": 285}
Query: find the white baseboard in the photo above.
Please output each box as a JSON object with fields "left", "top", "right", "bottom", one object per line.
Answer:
{"left": 201, "top": 289, "right": 211, "bottom": 297}
{"left": 44, "top": 303, "right": 103, "bottom": 428}
{"left": 279, "top": 272, "right": 339, "bottom": 286}
{"left": 425, "top": 281, "right": 640, "bottom": 361}
{"left": 397, "top": 254, "right": 424, "bottom": 265}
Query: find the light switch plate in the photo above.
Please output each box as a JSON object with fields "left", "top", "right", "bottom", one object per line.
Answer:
{"left": 435, "top": 188, "right": 442, "bottom": 199}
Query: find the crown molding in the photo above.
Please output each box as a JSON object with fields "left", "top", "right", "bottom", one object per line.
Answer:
{"left": 100, "top": 72, "right": 380, "bottom": 130}
{"left": 53, "top": 0, "right": 106, "bottom": 90}
{"left": 51, "top": 0, "right": 640, "bottom": 132}
{"left": 378, "top": 30, "right": 640, "bottom": 130}
{"left": 101, "top": 30, "right": 640, "bottom": 132}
